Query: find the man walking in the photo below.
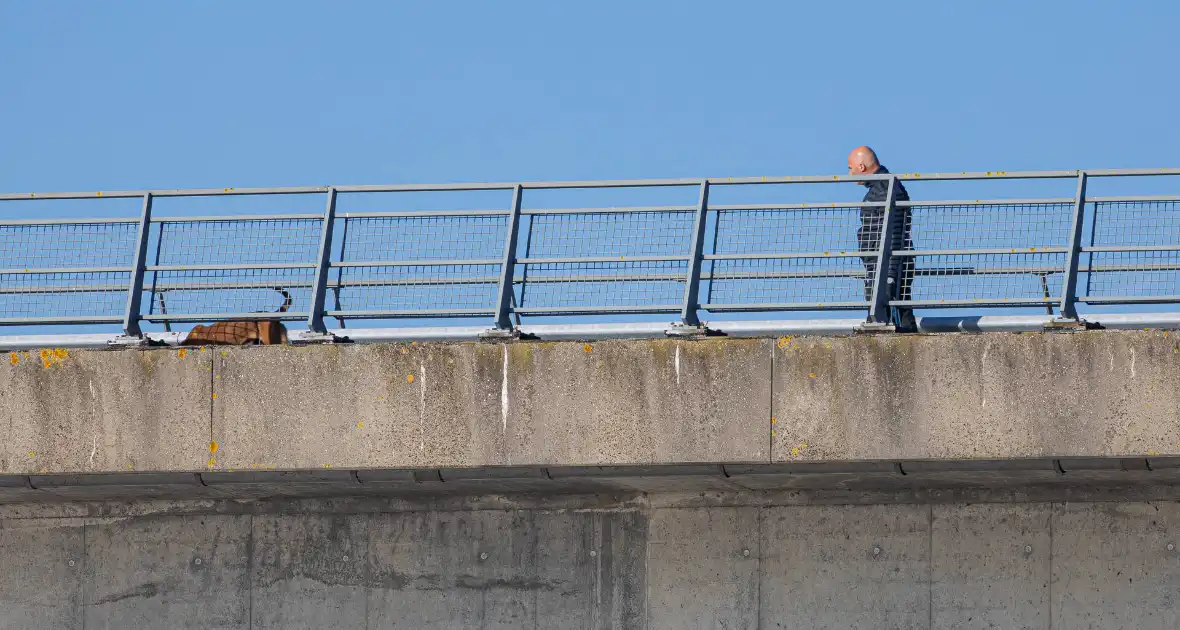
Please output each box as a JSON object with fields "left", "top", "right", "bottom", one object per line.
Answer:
{"left": 848, "top": 146, "right": 917, "bottom": 332}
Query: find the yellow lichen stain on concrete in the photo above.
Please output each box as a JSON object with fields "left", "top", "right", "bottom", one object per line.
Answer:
{"left": 407, "top": 374, "right": 415, "bottom": 384}
{"left": 178, "top": 349, "right": 187, "bottom": 359}
{"left": 209, "top": 441, "right": 219, "bottom": 454}
{"left": 40, "top": 348, "right": 69, "bottom": 368}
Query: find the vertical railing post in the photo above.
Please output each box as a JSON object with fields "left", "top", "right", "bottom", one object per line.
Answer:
{"left": 866, "top": 177, "right": 899, "bottom": 325}
{"left": 306, "top": 187, "right": 337, "bottom": 335}
{"left": 120, "top": 192, "right": 153, "bottom": 338}
{"left": 677, "top": 181, "right": 710, "bottom": 328}
{"left": 491, "top": 184, "right": 524, "bottom": 331}
{"left": 1057, "top": 171, "right": 1088, "bottom": 322}
{"left": 332, "top": 212, "right": 349, "bottom": 329}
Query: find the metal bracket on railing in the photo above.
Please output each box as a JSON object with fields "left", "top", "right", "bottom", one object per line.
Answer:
{"left": 487, "top": 184, "right": 524, "bottom": 335}
{"left": 676, "top": 181, "right": 711, "bottom": 330}
{"left": 115, "top": 192, "right": 155, "bottom": 344}
{"left": 1051, "top": 172, "right": 1089, "bottom": 329}
{"left": 305, "top": 187, "right": 338, "bottom": 339}
{"left": 866, "top": 177, "right": 900, "bottom": 327}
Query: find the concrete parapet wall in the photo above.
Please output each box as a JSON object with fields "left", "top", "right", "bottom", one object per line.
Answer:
{"left": 1, "top": 331, "right": 1178, "bottom": 488}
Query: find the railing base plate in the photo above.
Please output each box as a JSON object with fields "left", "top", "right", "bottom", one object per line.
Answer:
{"left": 478, "top": 328, "right": 521, "bottom": 341}
{"left": 665, "top": 324, "right": 718, "bottom": 338}
{"left": 855, "top": 322, "right": 897, "bottom": 335}
{"left": 290, "top": 331, "right": 343, "bottom": 345}
{"left": 1044, "top": 318, "right": 1094, "bottom": 332}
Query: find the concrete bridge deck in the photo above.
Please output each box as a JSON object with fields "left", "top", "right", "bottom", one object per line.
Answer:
{"left": 1, "top": 329, "right": 1179, "bottom": 501}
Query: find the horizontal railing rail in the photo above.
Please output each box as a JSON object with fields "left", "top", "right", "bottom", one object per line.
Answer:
{"left": 0, "top": 168, "right": 1177, "bottom": 340}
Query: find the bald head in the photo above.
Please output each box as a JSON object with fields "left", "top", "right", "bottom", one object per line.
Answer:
{"left": 847, "top": 146, "right": 880, "bottom": 176}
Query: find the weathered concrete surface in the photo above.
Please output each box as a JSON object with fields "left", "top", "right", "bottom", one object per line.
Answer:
{"left": 212, "top": 343, "right": 509, "bottom": 471}
{"left": 931, "top": 503, "right": 1051, "bottom": 629}
{"left": 498, "top": 339, "right": 770, "bottom": 465}
{"left": 212, "top": 338, "right": 770, "bottom": 471}
{"left": 3, "top": 496, "right": 1178, "bottom": 629}
{"left": 0, "top": 348, "right": 210, "bottom": 475}
{"left": 1051, "top": 502, "right": 1180, "bottom": 629}
{"left": 773, "top": 331, "right": 1180, "bottom": 462}
{"left": 3, "top": 331, "right": 1180, "bottom": 489}
{"left": 761, "top": 504, "right": 931, "bottom": 628}
{"left": 0, "top": 518, "right": 83, "bottom": 630}
{"left": 251, "top": 513, "right": 369, "bottom": 628}
{"left": 83, "top": 514, "right": 251, "bottom": 629}
{"left": 647, "top": 507, "right": 758, "bottom": 629}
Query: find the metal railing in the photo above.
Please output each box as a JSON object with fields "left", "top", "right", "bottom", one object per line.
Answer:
{"left": 1, "top": 168, "right": 1178, "bottom": 343}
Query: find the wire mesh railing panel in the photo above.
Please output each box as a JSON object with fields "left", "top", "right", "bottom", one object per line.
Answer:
{"left": 1091, "top": 200, "right": 1180, "bottom": 247}
{"left": 516, "top": 260, "right": 686, "bottom": 312}
{"left": 704, "top": 257, "right": 869, "bottom": 308}
{"left": 901, "top": 202, "right": 1074, "bottom": 251}
{"left": 897, "top": 253, "right": 1066, "bottom": 303}
{"left": 0, "top": 271, "right": 130, "bottom": 320}
{"left": 340, "top": 215, "right": 509, "bottom": 262}
{"left": 1086, "top": 251, "right": 1180, "bottom": 299}
{"left": 713, "top": 208, "right": 868, "bottom": 255}
{"left": 155, "top": 219, "right": 323, "bottom": 266}
{"left": 332, "top": 264, "right": 500, "bottom": 314}
{"left": 0, "top": 222, "right": 138, "bottom": 270}
{"left": 524, "top": 211, "right": 694, "bottom": 258}
{"left": 148, "top": 268, "right": 312, "bottom": 316}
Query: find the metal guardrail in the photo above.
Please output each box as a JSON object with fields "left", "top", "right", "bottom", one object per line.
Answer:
{"left": 0, "top": 168, "right": 1179, "bottom": 343}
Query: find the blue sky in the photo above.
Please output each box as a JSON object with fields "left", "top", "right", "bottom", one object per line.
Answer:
{"left": 0, "top": 1, "right": 1177, "bottom": 333}
{"left": 2, "top": 1, "right": 1176, "bottom": 194}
